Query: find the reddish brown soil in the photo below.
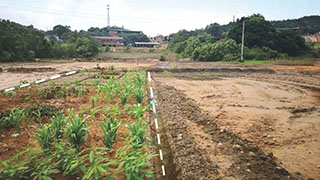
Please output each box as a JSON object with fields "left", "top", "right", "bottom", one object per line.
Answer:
{"left": 0, "top": 77, "right": 152, "bottom": 179}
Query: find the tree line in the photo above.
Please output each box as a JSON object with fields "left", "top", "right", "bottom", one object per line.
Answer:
{"left": 169, "top": 14, "right": 320, "bottom": 61}
{"left": 0, "top": 20, "right": 100, "bottom": 62}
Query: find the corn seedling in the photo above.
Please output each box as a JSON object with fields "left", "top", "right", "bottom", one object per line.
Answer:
{"left": 134, "top": 88, "right": 144, "bottom": 104}
{"left": 133, "top": 74, "right": 145, "bottom": 88}
{"left": 51, "top": 112, "right": 67, "bottom": 140}
{"left": 81, "top": 149, "right": 116, "bottom": 180}
{"left": 116, "top": 143, "right": 154, "bottom": 180}
{"left": 90, "top": 96, "right": 95, "bottom": 107}
{"left": 130, "top": 104, "right": 150, "bottom": 120}
{"left": 3, "top": 109, "right": 25, "bottom": 133}
{"left": 120, "top": 90, "right": 129, "bottom": 106}
{"left": 127, "top": 120, "right": 148, "bottom": 149}
{"left": 100, "top": 115, "right": 121, "bottom": 151}
{"left": 67, "top": 115, "right": 89, "bottom": 151}
{"left": 93, "top": 78, "right": 102, "bottom": 87}
{"left": 35, "top": 124, "right": 55, "bottom": 150}
{"left": 0, "top": 148, "right": 30, "bottom": 179}
{"left": 90, "top": 108, "right": 102, "bottom": 118}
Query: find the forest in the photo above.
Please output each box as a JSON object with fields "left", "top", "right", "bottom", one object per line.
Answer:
{"left": 169, "top": 14, "right": 320, "bottom": 61}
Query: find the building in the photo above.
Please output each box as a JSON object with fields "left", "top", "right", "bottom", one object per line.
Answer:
{"left": 134, "top": 42, "right": 160, "bottom": 48}
{"left": 89, "top": 36, "right": 123, "bottom": 47}
{"left": 302, "top": 35, "right": 320, "bottom": 43}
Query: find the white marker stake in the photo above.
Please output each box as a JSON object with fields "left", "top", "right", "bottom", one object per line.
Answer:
{"left": 35, "top": 79, "right": 46, "bottom": 84}
{"left": 4, "top": 87, "right": 15, "bottom": 92}
{"left": 50, "top": 75, "right": 61, "bottom": 80}
{"left": 20, "top": 83, "right": 30, "bottom": 88}
{"left": 66, "top": 71, "right": 76, "bottom": 76}
{"left": 161, "top": 165, "right": 166, "bottom": 176}
{"left": 159, "top": 149, "right": 163, "bottom": 160}
{"left": 157, "top": 134, "right": 161, "bottom": 145}
{"left": 150, "top": 87, "right": 154, "bottom": 98}
{"left": 147, "top": 71, "right": 151, "bottom": 82}
{"left": 154, "top": 118, "right": 159, "bottom": 129}
{"left": 152, "top": 102, "right": 156, "bottom": 114}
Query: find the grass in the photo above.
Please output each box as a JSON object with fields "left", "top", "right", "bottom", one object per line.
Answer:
{"left": 96, "top": 50, "right": 178, "bottom": 61}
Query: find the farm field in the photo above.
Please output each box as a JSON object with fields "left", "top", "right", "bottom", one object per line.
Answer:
{"left": 154, "top": 67, "right": 320, "bottom": 180}
{"left": 0, "top": 60, "right": 320, "bottom": 180}
{"left": 0, "top": 69, "right": 158, "bottom": 179}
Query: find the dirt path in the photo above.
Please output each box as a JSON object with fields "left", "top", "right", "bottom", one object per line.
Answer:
{"left": 156, "top": 76, "right": 320, "bottom": 180}
{"left": 0, "top": 61, "right": 156, "bottom": 90}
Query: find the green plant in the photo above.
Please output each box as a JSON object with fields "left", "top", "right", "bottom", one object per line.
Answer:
{"left": 100, "top": 115, "right": 121, "bottom": 151}
{"left": 0, "top": 148, "right": 30, "bottom": 179}
{"left": 116, "top": 143, "right": 154, "bottom": 180}
{"left": 130, "top": 104, "right": 150, "bottom": 120}
{"left": 90, "top": 108, "right": 102, "bottom": 118}
{"left": 20, "top": 80, "right": 29, "bottom": 84}
{"left": 49, "top": 80, "right": 56, "bottom": 86}
{"left": 2, "top": 109, "right": 25, "bottom": 133}
{"left": 90, "top": 96, "right": 95, "bottom": 107}
{"left": 77, "top": 87, "right": 87, "bottom": 97}
{"left": 29, "top": 151, "right": 60, "bottom": 180}
{"left": 120, "top": 90, "right": 129, "bottom": 106}
{"left": 51, "top": 112, "right": 67, "bottom": 140}
{"left": 67, "top": 114, "right": 89, "bottom": 151}
{"left": 35, "top": 124, "right": 55, "bottom": 150}
{"left": 134, "top": 88, "right": 144, "bottom": 104}
{"left": 159, "top": 54, "right": 166, "bottom": 61}
{"left": 127, "top": 119, "right": 148, "bottom": 149}
{"left": 75, "top": 79, "right": 80, "bottom": 87}
{"left": 81, "top": 149, "right": 116, "bottom": 180}
{"left": 133, "top": 74, "right": 145, "bottom": 88}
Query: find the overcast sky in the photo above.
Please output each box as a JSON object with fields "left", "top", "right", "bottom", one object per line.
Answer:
{"left": 0, "top": 0, "right": 319, "bottom": 36}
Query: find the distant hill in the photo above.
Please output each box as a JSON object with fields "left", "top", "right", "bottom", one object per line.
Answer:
{"left": 272, "top": 15, "right": 320, "bottom": 35}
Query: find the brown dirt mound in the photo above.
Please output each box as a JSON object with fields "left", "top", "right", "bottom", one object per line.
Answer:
{"left": 156, "top": 82, "right": 297, "bottom": 180}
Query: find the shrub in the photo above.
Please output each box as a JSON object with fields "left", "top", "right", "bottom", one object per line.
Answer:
{"left": 192, "top": 39, "right": 240, "bottom": 61}
{"left": 159, "top": 55, "right": 166, "bottom": 61}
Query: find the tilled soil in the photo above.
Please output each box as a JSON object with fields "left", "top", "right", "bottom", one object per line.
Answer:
{"left": 156, "top": 72, "right": 320, "bottom": 180}
{"left": 156, "top": 82, "right": 295, "bottom": 180}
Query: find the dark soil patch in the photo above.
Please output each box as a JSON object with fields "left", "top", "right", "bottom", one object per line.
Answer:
{"left": 156, "top": 82, "right": 297, "bottom": 180}
{"left": 150, "top": 67, "right": 276, "bottom": 74}
{"left": 7, "top": 67, "right": 56, "bottom": 73}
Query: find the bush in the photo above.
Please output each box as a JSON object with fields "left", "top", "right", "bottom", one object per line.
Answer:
{"left": 192, "top": 39, "right": 240, "bottom": 61}
{"left": 159, "top": 55, "right": 166, "bottom": 61}
{"left": 244, "top": 46, "right": 280, "bottom": 60}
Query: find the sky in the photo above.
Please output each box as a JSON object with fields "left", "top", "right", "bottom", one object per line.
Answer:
{"left": 0, "top": 0, "right": 319, "bottom": 36}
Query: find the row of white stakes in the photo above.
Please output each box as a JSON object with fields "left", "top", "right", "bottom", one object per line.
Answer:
{"left": 148, "top": 71, "right": 166, "bottom": 177}
{"left": 3, "top": 71, "right": 77, "bottom": 93}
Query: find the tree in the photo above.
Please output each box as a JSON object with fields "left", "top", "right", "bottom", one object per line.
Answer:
{"left": 275, "top": 30, "right": 309, "bottom": 56}
{"left": 183, "top": 34, "right": 217, "bottom": 56}
{"left": 119, "top": 33, "right": 149, "bottom": 45}
{"left": 192, "top": 39, "right": 240, "bottom": 61}
{"left": 228, "top": 14, "right": 277, "bottom": 49}
{"left": 51, "top": 25, "right": 71, "bottom": 39}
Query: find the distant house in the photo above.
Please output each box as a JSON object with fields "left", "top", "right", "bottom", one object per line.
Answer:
{"left": 134, "top": 42, "right": 160, "bottom": 48}
{"left": 302, "top": 35, "right": 320, "bottom": 43}
{"left": 90, "top": 36, "right": 123, "bottom": 47}
{"left": 109, "top": 29, "right": 142, "bottom": 34}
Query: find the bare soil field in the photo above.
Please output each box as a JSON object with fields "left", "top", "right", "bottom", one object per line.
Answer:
{"left": 0, "top": 60, "right": 157, "bottom": 90}
{"left": 154, "top": 69, "right": 320, "bottom": 180}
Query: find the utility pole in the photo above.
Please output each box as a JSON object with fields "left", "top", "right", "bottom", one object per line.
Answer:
{"left": 107, "top": 4, "right": 110, "bottom": 27}
{"left": 240, "top": 21, "right": 245, "bottom": 62}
